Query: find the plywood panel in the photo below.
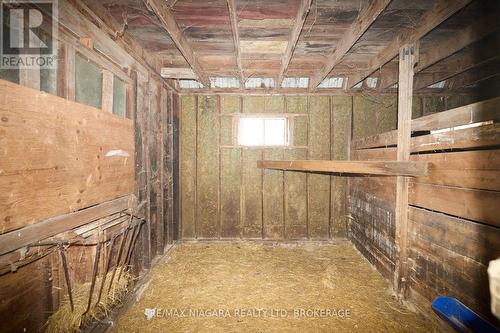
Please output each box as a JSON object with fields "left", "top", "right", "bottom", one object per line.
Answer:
{"left": 284, "top": 149, "right": 307, "bottom": 239}
{"left": 180, "top": 95, "right": 197, "bottom": 238}
{"left": 263, "top": 149, "right": 284, "bottom": 239}
{"left": 220, "top": 148, "right": 241, "bottom": 238}
{"left": 196, "top": 96, "right": 219, "bottom": 238}
{"left": 0, "top": 80, "right": 133, "bottom": 234}
{"left": 241, "top": 149, "right": 262, "bottom": 238}
{"left": 308, "top": 96, "right": 330, "bottom": 239}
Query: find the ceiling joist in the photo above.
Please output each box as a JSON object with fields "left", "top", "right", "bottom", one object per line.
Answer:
{"left": 226, "top": 0, "right": 245, "bottom": 85}
{"left": 309, "top": 0, "right": 392, "bottom": 89}
{"left": 277, "top": 0, "right": 313, "bottom": 88}
{"left": 347, "top": 0, "right": 473, "bottom": 89}
{"left": 144, "top": 0, "right": 210, "bottom": 86}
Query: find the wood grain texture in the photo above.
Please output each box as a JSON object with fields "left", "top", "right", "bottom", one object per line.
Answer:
{"left": 258, "top": 160, "right": 428, "bottom": 176}
{"left": 0, "top": 80, "right": 134, "bottom": 234}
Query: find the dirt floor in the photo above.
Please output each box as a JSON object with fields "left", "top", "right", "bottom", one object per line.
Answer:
{"left": 112, "top": 241, "right": 443, "bottom": 332}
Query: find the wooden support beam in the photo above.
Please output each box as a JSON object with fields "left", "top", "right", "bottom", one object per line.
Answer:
{"left": 0, "top": 196, "right": 131, "bottom": 256}
{"left": 257, "top": 160, "right": 428, "bottom": 177}
{"left": 144, "top": 0, "right": 210, "bottom": 86}
{"left": 277, "top": 0, "right": 313, "bottom": 87}
{"left": 394, "top": 43, "right": 417, "bottom": 298}
{"left": 310, "top": 0, "right": 391, "bottom": 89}
{"left": 347, "top": 0, "right": 472, "bottom": 89}
{"left": 160, "top": 67, "right": 198, "bottom": 80}
{"left": 102, "top": 70, "right": 114, "bottom": 113}
{"left": 226, "top": 0, "right": 245, "bottom": 85}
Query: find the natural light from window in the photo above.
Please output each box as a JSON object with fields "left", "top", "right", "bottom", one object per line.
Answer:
{"left": 238, "top": 117, "right": 287, "bottom": 146}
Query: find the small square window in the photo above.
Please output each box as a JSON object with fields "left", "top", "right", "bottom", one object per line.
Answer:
{"left": 238, "top": 117, "right": 288, "bottom": 147}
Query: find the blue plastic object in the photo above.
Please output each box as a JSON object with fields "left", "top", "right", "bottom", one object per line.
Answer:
{"left": 432, "top": 296, "right": 500, "bottom": 333}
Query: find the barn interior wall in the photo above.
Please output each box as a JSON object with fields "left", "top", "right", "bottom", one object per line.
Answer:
{"left": 179, "top": 94, "right": 352, "bottom": 240}
{"left": 349, "top": 93, "right": 500, "bottom": 324}
{"left": 0, "top": 0, "right": 178, "bottom": 331}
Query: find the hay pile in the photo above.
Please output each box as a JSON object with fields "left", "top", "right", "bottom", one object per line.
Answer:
{"left": 45, "top": 268, "right": 131, "bottom": 333}
{"left": 113, "top": 241, "right": 442, "bottom": 332}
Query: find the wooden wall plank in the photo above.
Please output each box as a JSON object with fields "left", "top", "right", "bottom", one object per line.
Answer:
{"left": 412, "top": 149, "right": 500, "bottom": 191}
{"left": 411, "top": 123, "right": 500, "bottom": 152}
{"left": 263, "top": 149, "right": 284, "bottom": 239}
{"left": 180, "top": 96, "right": 197, "bottom": 238}
{"left": 409, "top": 183, "right": 500, "bottom": 228}
{"left": 412, "top": 96, "right": 500, "bottom": 132}
{"left": 196, "top": 96, "right": 219, "bottom": 238}
{"left": 0, "top": 80, "right": 133, "bottom": 234}
{"left": 408, "top": 207, "right": 499, "bottom": 322}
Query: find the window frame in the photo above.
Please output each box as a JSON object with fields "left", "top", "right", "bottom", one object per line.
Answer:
{"left": 235, "top": 115, "right": 291, "bottom": 148}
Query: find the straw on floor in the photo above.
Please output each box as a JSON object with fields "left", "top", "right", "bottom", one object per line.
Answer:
{"left": 113, "top": 241, "right": 442, "bottom": 332}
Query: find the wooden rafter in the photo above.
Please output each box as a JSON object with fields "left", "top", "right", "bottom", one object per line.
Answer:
{"left": 381, "top": 11, "right": 500, "bottom": 89}
{"left": 226, "top": 0, "right": 245, "bottom": 85}
{"left": 277, "top": 0, "right": 313, "bottom": 87}
{"left": 414, "top": 42, "right": 500, "bottom": 90}
{"left": 447, "top": 60, "right": 500, "bottom": 90}
{"left": 347, "top": 0, "right": 472, "bottom": 89}
{"left": 309, "top": 0, "right": 392, "bottom": 89}
{"left": 144, "top": 0, "right": 210, "bottom": 86}
{"left": 257, "top": 160, "right": 428, "bottom": 177}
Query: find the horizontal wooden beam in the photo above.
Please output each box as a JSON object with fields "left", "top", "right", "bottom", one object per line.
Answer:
{"left": 347, "top": 0, "right": 472, "bottom": 88}
{"left": 161, "top": 67, "right": 197, "bottom": 79}
{"left": 257, "top": 160, "right": 428, "bottom": 176}
{"left": 412, "top": 96, "right": 500, "bottom": 131}
{"left": 0, "top": 195, "right": 131, "bottom": 256}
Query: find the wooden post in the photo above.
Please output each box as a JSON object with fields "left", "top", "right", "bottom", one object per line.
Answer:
{"left": 395, "top": 43, "right": 417, "bottom": 298}
{"left": 102, "top": 70, "right": 114, "bottom": 113}
{"left": 57, "top": 43, "right": 76, "bottom": 101}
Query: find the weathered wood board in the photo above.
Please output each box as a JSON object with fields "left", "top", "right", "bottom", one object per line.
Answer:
{"left": 0, "top": 80, "right": 134, "bottom": 234}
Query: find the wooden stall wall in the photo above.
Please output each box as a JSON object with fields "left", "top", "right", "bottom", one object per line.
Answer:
{"left": 0, "top": 0, "right": 178, "bottom": 331}
{"left": 350, "top": 96, "right": 500, "bottom": 323}
{"left": 180, "top": 95, "right": 352, "bottom": 240}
